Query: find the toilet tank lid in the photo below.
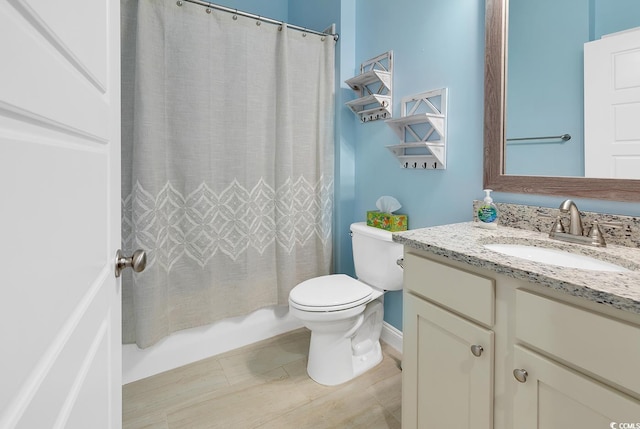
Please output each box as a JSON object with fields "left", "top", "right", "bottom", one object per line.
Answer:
{"left": 350, "top": 222, "right": 393, "bottom": 242}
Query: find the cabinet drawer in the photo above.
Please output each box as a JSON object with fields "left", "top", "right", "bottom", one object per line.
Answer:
{"left": 516, "top": 289, "right": 640, "bottom": 395}
{"left": 404, "top": 252, "right": 495, "bottom": 327}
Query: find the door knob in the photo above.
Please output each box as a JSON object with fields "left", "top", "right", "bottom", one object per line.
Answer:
{"left": 115, "top": 249, "right": 147, "bottom": 278}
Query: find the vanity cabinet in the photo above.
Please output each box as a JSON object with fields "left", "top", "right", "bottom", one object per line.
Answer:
{"left": 402, "top": 249, "right": 640, "bottom": 429}
{"left": 402, "top": 253, "right": 495, "bottom": 429}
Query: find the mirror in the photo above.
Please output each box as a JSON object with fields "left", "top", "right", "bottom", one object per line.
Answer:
{"left": 484, "top": 0, "right": 640, "bottom": 201}
{"left": 505, "top": 0, "right": 640, "bottom": 178}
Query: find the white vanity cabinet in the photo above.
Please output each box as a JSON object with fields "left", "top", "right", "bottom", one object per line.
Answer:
{"left": 402, "top": 248, "right": 640, "bottom": 429}
{"left": 402, "top": 252, "right": 495, "bottom": 429}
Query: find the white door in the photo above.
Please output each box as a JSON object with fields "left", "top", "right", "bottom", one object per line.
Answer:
{"left": 0, "top": 1, "right": 122, "bottom": 428}
{"left": 584, "top": 27, "right": 640, "bottom": 179}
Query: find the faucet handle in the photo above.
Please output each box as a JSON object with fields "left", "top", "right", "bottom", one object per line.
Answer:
{"left": 548, "top": 216, "right": 565, "bottom": 238}
{"left": 588, "top": 221, "right": 606, "bottom": 247}
{"left": 590, "top": 221, "right": 624, "bottom": 247}
{"left": 588, "top": 220, "right": 624, "bottom": 247}
{"left": 552, "top": 216, "right": 565, "bottom": 233}
{"left": 551, "top": 216, "right": 565, "bottom": 235}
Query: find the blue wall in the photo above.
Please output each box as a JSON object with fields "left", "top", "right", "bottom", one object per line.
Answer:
{"left": 594, "top": 0, "right": 640, "bottom": 39}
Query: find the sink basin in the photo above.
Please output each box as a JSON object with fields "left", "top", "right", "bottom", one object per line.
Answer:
{"left": 483, "top": 244, "right": 630, "bottom": 272}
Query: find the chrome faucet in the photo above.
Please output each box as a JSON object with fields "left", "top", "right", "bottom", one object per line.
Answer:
{"left": 558, "top": 199, "right": 583, "bottom": 236}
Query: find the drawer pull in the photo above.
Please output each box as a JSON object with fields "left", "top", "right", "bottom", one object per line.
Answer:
{"left": 470, "top": 345, "right": 484, "bottom": 357}
{"left": 513, "top": 368, "right": 528, "bottom": 383}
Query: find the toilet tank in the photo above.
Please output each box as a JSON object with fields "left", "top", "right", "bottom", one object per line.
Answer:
{"left": 350, "top": 222, "right": 404, "bottom": 291}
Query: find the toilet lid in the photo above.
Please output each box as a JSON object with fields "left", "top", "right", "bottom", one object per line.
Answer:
{"left": 289, "top": 274, "right": 373, "bottom": 312}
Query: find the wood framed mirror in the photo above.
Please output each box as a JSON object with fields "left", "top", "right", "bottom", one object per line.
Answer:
{"left": 483, "top": 0, "right": 640, "bottom": 202}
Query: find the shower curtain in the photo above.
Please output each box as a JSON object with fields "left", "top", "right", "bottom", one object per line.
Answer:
{"left": 120, "top": 0, "right": 335, "bottom": 348}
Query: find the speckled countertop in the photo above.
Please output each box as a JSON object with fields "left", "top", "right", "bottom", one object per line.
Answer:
{"left": 393, "top": 222, "right": 640, "bottom": 315}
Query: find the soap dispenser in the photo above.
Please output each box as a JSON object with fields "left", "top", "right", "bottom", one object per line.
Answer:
{"left": 477, "top": 189, "right": 498, "bottom": 229}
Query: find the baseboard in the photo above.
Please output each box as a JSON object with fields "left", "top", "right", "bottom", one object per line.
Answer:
{"left": 380, "top": 321, "right": 403, "bottom": 354}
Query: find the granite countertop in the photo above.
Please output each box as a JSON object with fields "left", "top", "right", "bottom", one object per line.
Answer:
{"left": 393, "top": 222, "right": 640, "bottom": 315}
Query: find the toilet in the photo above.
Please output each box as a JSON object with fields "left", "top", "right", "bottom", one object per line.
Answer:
{"left": 288, "top": 222, "right": 404, "bottom": 386}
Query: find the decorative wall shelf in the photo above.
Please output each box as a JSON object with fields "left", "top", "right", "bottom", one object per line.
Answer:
{"left": 385, "top": 88, "right": 448, "bottom": 169}
{"left": 345, "top": 51, "right": 393, "bottom": 122}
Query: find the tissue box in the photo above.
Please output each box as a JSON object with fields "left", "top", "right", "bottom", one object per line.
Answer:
{"left": 366, "top": 211, "right": 408, "bottom": 231}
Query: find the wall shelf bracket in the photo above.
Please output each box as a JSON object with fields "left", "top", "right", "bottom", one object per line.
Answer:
{"left": 345, "top": 51, "right": 393, "bottom": 122}
{"left": 385, "top": 88, "right": 448, "bottom": 169}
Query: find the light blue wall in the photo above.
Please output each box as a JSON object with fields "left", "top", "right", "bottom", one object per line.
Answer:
{"left": 594, "top": 0, "right": 640, "bottom": 39}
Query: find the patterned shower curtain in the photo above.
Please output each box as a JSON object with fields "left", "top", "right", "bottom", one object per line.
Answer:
{"left": 120, "top": 0, "right": 335, "bottom": 348}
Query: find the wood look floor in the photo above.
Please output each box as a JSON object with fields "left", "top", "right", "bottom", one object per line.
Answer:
{"left": 123, "top": 328, "right": 402, "bottom": 429}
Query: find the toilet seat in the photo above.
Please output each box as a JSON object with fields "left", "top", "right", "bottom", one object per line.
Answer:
{"left": 289, "top": 274, "right": 373, "bottom": 312}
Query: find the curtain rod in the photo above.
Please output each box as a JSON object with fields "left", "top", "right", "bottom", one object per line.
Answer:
{"left": 176, "top": 0, "right": 339, "bottom": 41}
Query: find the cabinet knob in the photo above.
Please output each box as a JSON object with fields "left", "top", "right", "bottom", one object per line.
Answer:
{"left": 513, "top": 368, "right": 528, "bottom": 383}
{"left": 470, "top": 345, "right": 484, "bottom": 357}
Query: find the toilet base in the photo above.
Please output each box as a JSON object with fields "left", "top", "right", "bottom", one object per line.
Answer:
{"left": 305, "top": 299, "right": 384, "bottom": 386}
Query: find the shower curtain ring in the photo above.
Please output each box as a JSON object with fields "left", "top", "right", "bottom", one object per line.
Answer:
{"left": 256, "top": 16, "right": 261, "bottom": 26}
{"left": 232, "top": 9, "right": 238, "bottom": 20}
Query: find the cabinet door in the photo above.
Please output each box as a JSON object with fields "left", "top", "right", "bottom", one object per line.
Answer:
{"left": 513, "top": 345, "right": 640, "bottom": 429}
{"left": 403, "top": 293, "right": 494, "bottom": 429}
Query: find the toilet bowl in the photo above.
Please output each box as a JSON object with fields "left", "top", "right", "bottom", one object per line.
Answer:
{"left": 288, "top": 222, "right": 404, "bottom": 386}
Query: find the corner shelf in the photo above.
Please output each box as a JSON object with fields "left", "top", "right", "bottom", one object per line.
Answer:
{"left": 345, "top": 51, "right": 393, "bottom": 123}
{"left": 385, "top": 88, "right": 448, "bottom": 169}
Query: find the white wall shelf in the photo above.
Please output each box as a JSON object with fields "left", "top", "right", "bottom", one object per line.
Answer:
{"left": 385, "top": 88, "right": 448, "bottom": 169}
{"left": 345, "top": 51, "right": 393, "bottom": 123}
